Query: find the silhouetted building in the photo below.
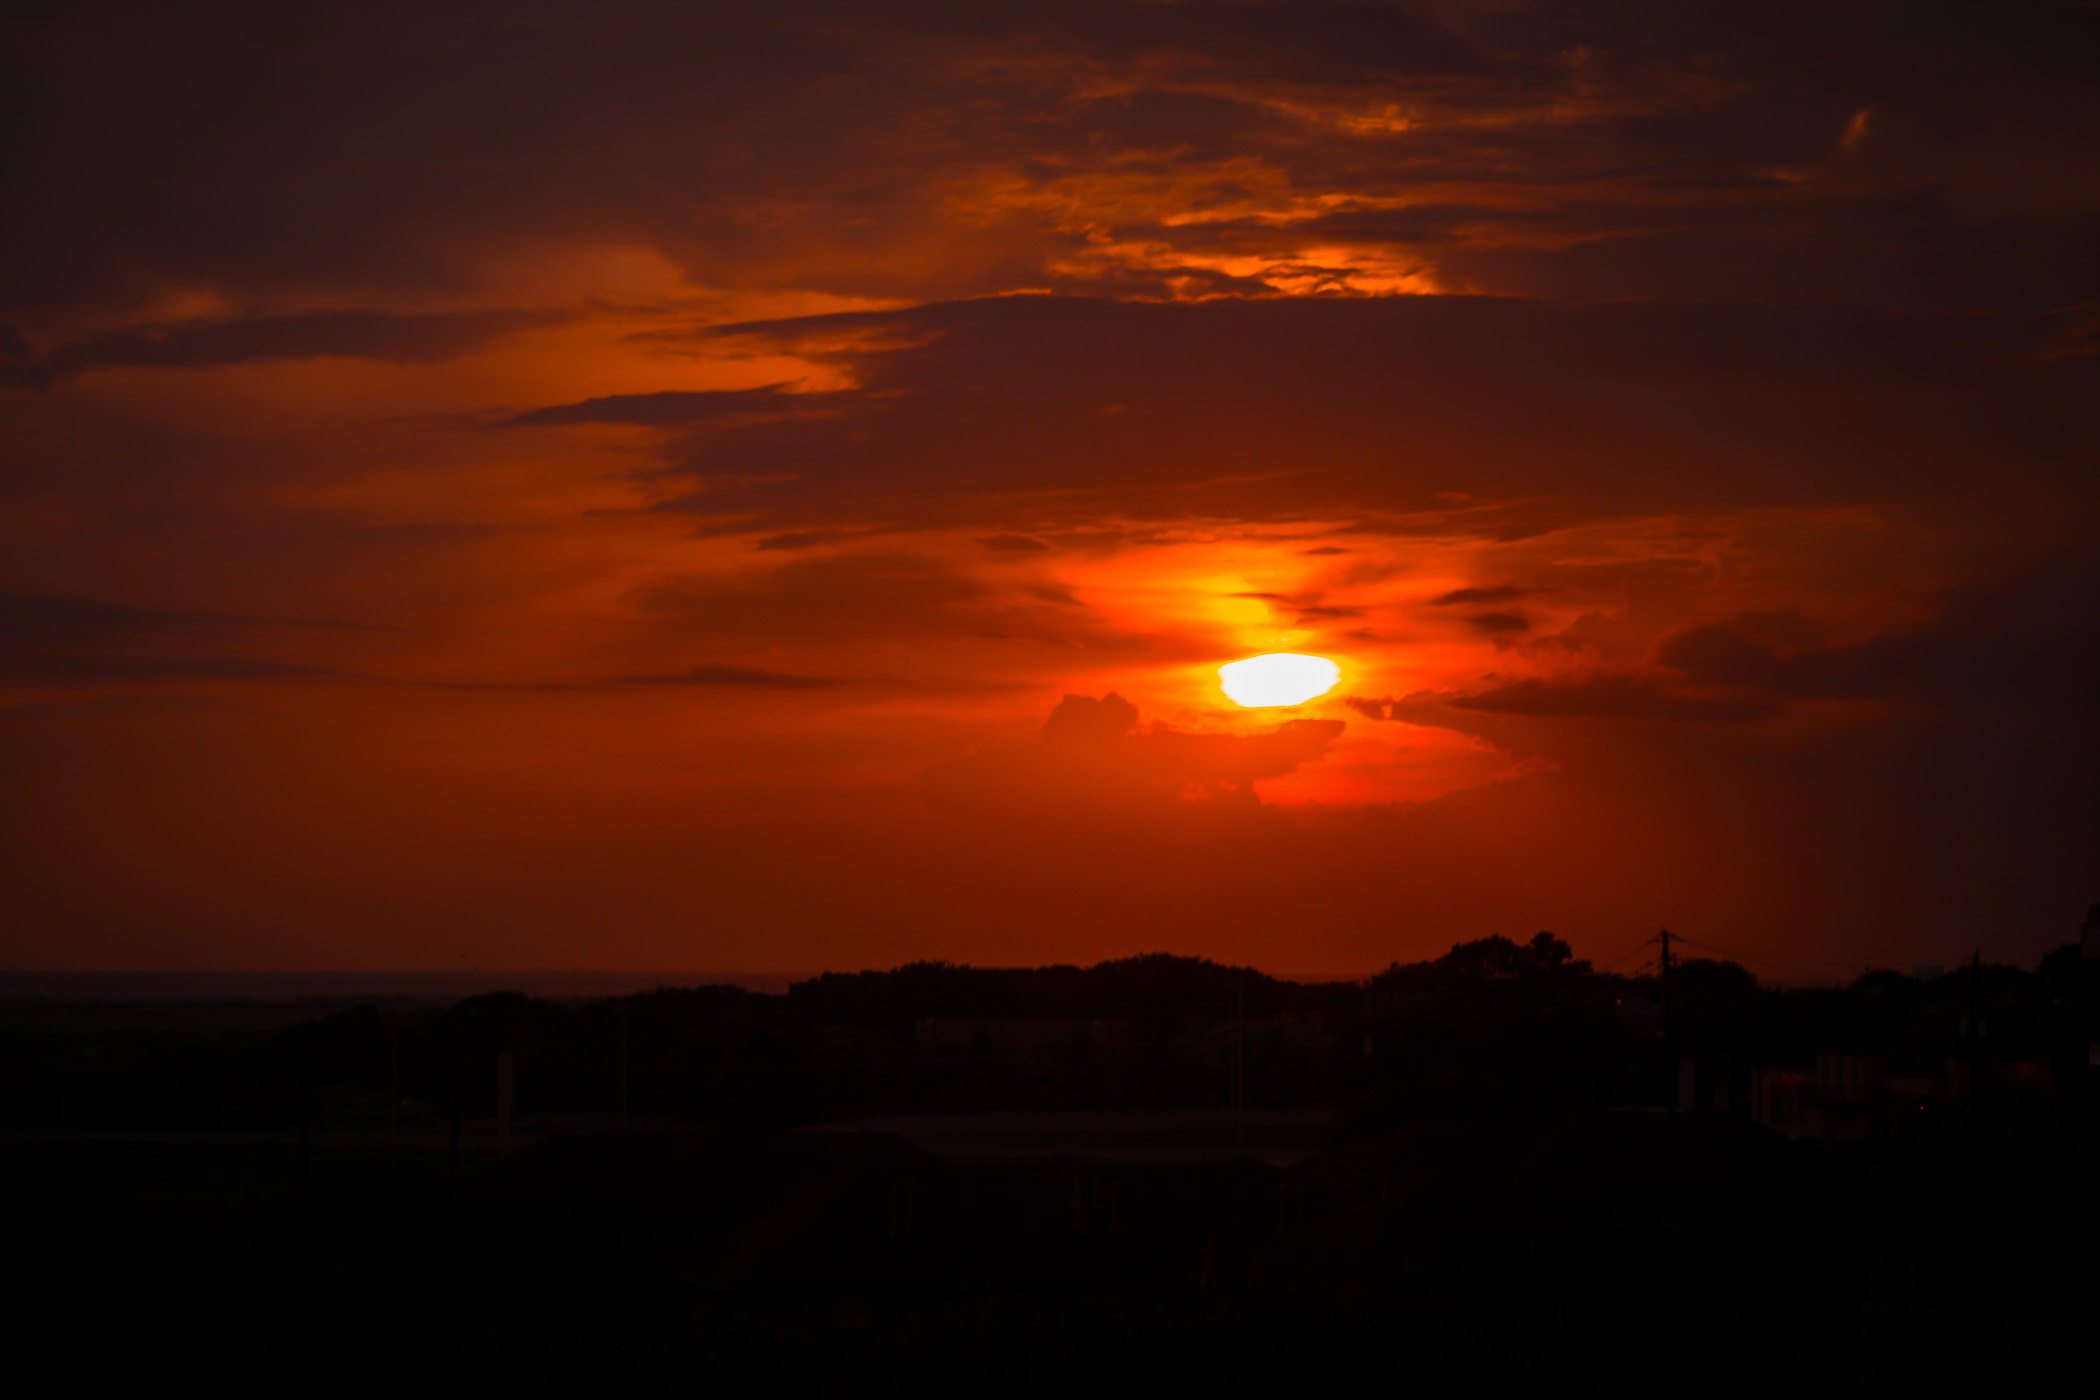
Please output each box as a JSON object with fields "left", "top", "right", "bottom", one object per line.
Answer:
{"left": 1754, "top": 1047, "right": 2058, "bottom": 1141}
{"left": 1676, "top": 1058, "right": 1732, "bottom": 1113}
{"left": 1751, "top": 1064, "right": 1812, "bottom": 1136}
{"left": 1170, "top": 1013, "right": 1331, "bottom": 1063}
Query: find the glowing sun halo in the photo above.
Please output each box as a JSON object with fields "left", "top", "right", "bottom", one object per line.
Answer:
{"left": 1218, "top": 652, "right": 1342, "bottom": 708}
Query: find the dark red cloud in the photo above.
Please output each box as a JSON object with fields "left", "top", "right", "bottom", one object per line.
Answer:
{"left": 573, "top": 294, "right": 2098, "bottom": 536}
{"left": 1431, "top": 586, "right": 1534, "bottom": 607}
{"left": 1353, "top": 679, "right": 1779, "bottom": 725}
{"left": 1655, "top": 570, "right": 2100, "bottom": 710}
{"left": 10, "top": 1, "right": 2097, "bottom": 318}
{"left": 923, "top": 693, "right": 1345, "bottom": 816}
{"left": 4, "top": 310, "right": 566, "bottom": 389}
{"left": 0, "top": 593, "right": 339, "bottom": 684}
{"left": 620, "top": 665, "right": 847, "bottom": 691}
{"left": 499, "top": 385, "right": 804, "bottom": 429}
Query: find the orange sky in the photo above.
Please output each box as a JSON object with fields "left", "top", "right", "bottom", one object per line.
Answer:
{"left": 3, "top": 2, "right": 2096, "bottom": 975}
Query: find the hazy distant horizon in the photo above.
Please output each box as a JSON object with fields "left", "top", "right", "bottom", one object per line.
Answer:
{"left": 0, "top": 969, "right": 816, "bottom": 1002}
{"left": 0, "top": 952, "right": 1895, "bottom": 1001}
{"left": 0, "top": 965, "right": 1399, "bottom": 1002}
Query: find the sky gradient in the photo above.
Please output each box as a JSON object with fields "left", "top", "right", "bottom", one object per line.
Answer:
{"left": 4, "top": 1, "right": 2096, "bottom": 975}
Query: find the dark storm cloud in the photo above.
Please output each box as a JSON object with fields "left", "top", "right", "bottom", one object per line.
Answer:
{"left": 634, "top": 549, "right": 1170, "bottom": 667}
{"left": 1, "top": 592, "right": 219, "bottom": 641}
{"left": 640, "top": 552, "right": 989, "bottom": 642}
{"left": 0, "top": 593, "right": 331, "bottom": 683}
{"left": 1040, "top": 0, "right": 1504, "bottom": 86}
{"left": 923, "top": 692, "right": 1345, "bottom": 816}
{"left": 1351, "top": 564, "right": 2100, "bottom": 734}
{"left": 498, "top": 384, "right": 804, "bottom": 428}
{"left": 1412, "top": 3, "right": 2100, "bottom": 313}
{"left": 626, "top": 293, "right": 2096, "bottom": 535}
{"left": 1656, "top": 569, "right": 2100, "bottom": 711}
{"left": 620, "top": 664, "right": 847, "bottom": 690}
{"left": 26, "top": 656, "right": 329, "bottom": 682}
{"left": 1435, "top": 198, "right": 2100, "bottom": 317}
{"left": 10, "top": 2, "right": 2098, "bottom": 319}
{"left": 4, "top": 310, "right": 565, "bottom": 388}
{"left": 1431, "top": 586, "right": 1533, "bottom": 606}
{"left": 1467, "top": 613, "right": 1531, "bottom": 635}
{"left": 1351, "top": 677, "right": 1780, "bottom": 725}
{"left": 755, "top": 530, "right": 871, "bottom": 552}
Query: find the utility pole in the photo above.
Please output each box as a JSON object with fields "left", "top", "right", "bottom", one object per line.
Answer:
{"left": 448, "top": 1048, "right": 462, "bottom": 1180}
{"left": 620, "top": 1012, "right": 630, "bottom": 1135}
{"left": 295, "top": 1043, "right": 312, "bottom": 1189}
{"left": 1968, "top": 950, "right": 1982, "bottom": 1037}
{"left": 389, "top": 1018, "right": 400, "bottom": 1174}
{"left": 1658, "top": 928, "right": 1675, "bottom": 1047}
{"left": 497, "top": 1051, "right": 516, "bottom": 1158}
{"left": 1233, "top": 971, "right": 1246, "bottom": 1155}
{"left": 1968, "top": 949, "right": 1983, "bottom": 1114}
{"left": 1658, "top": 929, "right": 1682, "bottom": 1112}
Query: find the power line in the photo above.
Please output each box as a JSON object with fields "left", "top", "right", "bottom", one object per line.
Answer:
{"left": 1598, "top": 935, "right": 1658, "bottom": 971}
{"left": 1659, "top": 928, "right": 1674, "bottom": 1048}
{"left": 1666, "top": 933, "right": 1850, "bottom": 986}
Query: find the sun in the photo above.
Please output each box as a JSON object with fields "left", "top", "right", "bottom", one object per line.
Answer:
{"left": 1218, "top": 652, "right": 1341, "bottom": 708}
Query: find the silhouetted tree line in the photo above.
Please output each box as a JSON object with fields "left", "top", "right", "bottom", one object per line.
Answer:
{"left": 2, "top": 937, "right": 2093, "bottom": 1132}
{"left": 789, "top": 951, "right": 1317, "bottom": 1032}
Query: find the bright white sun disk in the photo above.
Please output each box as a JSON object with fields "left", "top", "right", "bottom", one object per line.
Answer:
{"left": 1218, "top": 652, "right": 1341, "bottom": 707}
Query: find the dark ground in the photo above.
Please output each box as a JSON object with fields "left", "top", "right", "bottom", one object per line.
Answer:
{"left": 5, "top": 941, "right": 2096, "bottom": 1388}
